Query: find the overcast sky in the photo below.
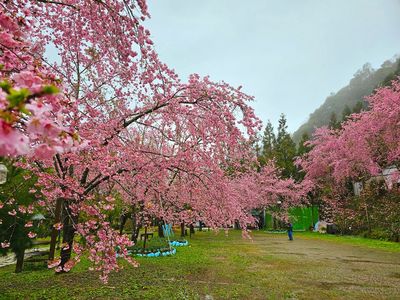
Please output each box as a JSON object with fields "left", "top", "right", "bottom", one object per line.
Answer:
{"left": 146, "top": 0, "right": 400, "bottom": 132}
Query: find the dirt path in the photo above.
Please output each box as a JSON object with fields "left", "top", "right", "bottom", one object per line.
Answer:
{"left": 0, "top": 247, "right": 48, "bottom": 268}
{"left": 249, "top": 233, "right": 400, "bottom": 299}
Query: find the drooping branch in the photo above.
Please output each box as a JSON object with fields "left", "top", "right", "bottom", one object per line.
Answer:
{"left": 102, "top": 90, "right": 206, "bottom": 146}
{"left": 83, "top": 168, "right": 128, "bottom": 195}
{"left": 80, "top": 168, "right": 89, "bottom": 185}
{"left": 35, "top": 0, "right": 78, "bottom": 9}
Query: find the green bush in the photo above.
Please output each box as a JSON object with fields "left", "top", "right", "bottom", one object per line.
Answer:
{"left": 360, "top": 228, "right": 391, "bottom": 241}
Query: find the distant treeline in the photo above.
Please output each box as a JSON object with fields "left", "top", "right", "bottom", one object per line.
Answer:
{"left": 293, "top": 56, "right": 400, "bottom": 144}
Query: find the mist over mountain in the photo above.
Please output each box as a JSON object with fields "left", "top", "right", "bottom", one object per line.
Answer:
{"left": 293, "top": 56, "right": 400, "bottom": 144}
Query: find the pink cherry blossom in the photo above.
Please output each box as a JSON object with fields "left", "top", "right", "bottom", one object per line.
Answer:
{"left": 1, "top": 241, "right": 10, "bottom": 248}
{"left": 8, "top": 209, "right": 17, "bottom": 216}
{"left": 28, "top": 232, "right": 37, "bottom": 238}
{"left": 24, "top": 221, "right": 33, "bottom": 228}
{"left": 13, "top": 71, "right": 44, "bottom": 92}
{"left": 0, "top": 120, "right": 29, "bottom": 156}
{"left": 18, "top": 206, "right": 27, "bottom": 213}
{"left": 53, "top": 223, "right": 63, "bottom": 230}
{"left": 47, "top": 259, "right": 61, "bottom": 269}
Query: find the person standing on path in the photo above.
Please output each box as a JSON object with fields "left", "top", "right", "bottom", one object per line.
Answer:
{"left": 287, "top": 222, "right": 293, "bottom": 241}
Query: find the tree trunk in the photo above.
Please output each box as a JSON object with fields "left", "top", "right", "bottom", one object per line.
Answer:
{"left": 59, "top": 203, "right": 78, "bottom": 268}
{"left": 119, "top": 213, "right": 128, "bottom": 235}
{"left": 235, "top": 220, "right": 241, "bottom": 230}
{"left": 180, "top": 222, "right": 185, "bottom": 237}
{"left": 49, "top": 197, "right": 63, "bottom": 260}
{"left": 131, "top": 211, "right": 142, "bottom": 244}
{"left": 158, "top": 219, "right": 164, "bottom": 238}
{"left": 15, "top": 249, "right": 25, "bottom": 273}
{"left": 143, "top": 226, "right": 148, "bottom": 249}
{"left": 199, "top": 221, "right": 203, "bottom": 231}
{"left": 135, "top": 226, "right": 141, "bottom": 243}
{"left": 56, "top": 230, "right": 61, "bottom": 250}
{"left": 189, "top": 224, "right": 195, "bottom": 238}
{"left": 258, "top": 214, "right": 263, "bottom": 229}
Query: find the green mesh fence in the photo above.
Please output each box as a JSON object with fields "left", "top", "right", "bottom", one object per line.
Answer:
{"left": 264, "top": 206, "right": 319, "bottom": 231}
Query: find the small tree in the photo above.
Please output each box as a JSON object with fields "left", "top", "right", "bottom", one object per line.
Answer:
{"left": 0, "top": 160, "right": 40, "bottom": 272}
{"left": 274, "top": 114, "right": 297, "bottom": 178}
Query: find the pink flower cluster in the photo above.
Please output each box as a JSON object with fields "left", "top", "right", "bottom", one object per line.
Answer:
{"left": 0, "top": 9, "right": 77, "bottom": 158}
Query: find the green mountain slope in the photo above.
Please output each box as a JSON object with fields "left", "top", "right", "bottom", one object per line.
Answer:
{"left": 293, "top": 57, "right": 400, "bottom": 144}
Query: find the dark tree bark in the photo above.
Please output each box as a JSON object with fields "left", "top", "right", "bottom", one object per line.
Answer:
{"left": 235, "top": 220, "right": 241, "bottom": 230}
{"left": 130, "top": 210, "right": 142, "bottom": 244}
{"left": 143, "top": 226, "right": 148, "bottom": 249}
{"left": 56, "top": 230, "right": 61, "bottom": 250}
{"left": 15, "top": 249, "right": 25, "bottom": 273}
{"left": 131, "top": 226, "right": 141, "bottom": 244}
{"left": 119, "top": 213, "right": 128, "bottom": 235}
{"left": 130, "top": 203, "right": 144, "bottom": 244}
{"left": 158, "top": 219, "right": 164, "bottom": 238}
{"left": 180, "top": 222, "right": 186, "bottom": 237}
{"left": 189, "top": 224, "right": 195, "bottom": 238}
{"left": 49, "top": 197, "right": 64, "bottom": 260}
{"left": 59, "top": 202, "right": 79, "bottom": 268}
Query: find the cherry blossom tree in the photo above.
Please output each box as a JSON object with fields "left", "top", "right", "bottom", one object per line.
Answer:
{"left": 1, "top": 0, "right": 260, "bottom": 280}
{"left": 1, "top": 0, "right": 310, "bottom": 283}
{"left": 298, "top": 79, "right": 400, "bottom": 232}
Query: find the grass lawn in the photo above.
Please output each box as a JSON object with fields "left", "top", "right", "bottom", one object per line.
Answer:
{"left": 0, "top": 230, "right": 399, "bottom": 299}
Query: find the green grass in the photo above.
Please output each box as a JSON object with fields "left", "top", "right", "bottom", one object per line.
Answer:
{"left": 129, "top": 237, "right": 170, "bottom": 253}
{"left": 0, "top": 230, "right": 399, "bottom": 299}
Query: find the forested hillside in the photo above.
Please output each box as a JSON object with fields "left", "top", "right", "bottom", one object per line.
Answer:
{"left": 293, "top": 57, "right": 400, "bottom": 143}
